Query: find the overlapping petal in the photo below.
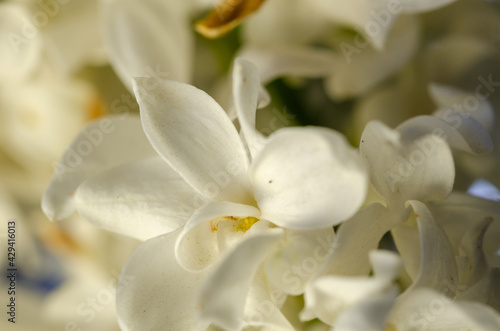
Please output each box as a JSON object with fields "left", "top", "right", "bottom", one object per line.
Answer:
{"left": 134, "top": 77, "right": 253, "bottom": 204}
{"left": 42, "top": 115, "right": 156, "bottom": 221}
{"left": 199, "top": 228, "right": 284, "bottom": 330}
{"left": 116, "top": 230, "right": 211, "bottom": 331}
{"left": 252, "top": 127, "right": 368, "bottom": 230}
{"left": 175, "top": 201, "right": 261, "bottom": 272}
{"left": 104, "top": 0, "right": 193, "bottom": 89}
{"left": 74, "top": 157, "right": 201, "bottom": 241}
{"left": 360, "top": 121, "right": 455, "bottom": 206}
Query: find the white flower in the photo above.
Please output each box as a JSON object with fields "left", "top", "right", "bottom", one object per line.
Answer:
{"left": 42, "top": 58, "right": 368, "bottom": 329}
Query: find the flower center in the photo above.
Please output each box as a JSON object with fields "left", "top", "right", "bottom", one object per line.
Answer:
{"left": 210, "top": 216, "right": 260, "bottom": 233}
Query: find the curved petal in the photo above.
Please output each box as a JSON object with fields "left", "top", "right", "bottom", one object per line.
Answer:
{"left": 301, "top": 250, "right": 402, "bottom": 325}
{"left": 400, "top": 0, "right": 456, "bottom": 14}
{"left": 264, "top": 228, "right": 335, "bottom": 296}
{"left": 334, "top": 288, "right": 398, "bottom": 331}
{"left": 314, "top": 203, "right": 406, "bottom": 279}
{"left": 460, "top": 268, "right": 500, "bottom": 312}
{"left": 360, "top": 121, "right": 455, "bottom": 206}
{"left": 242, "top": 268, "right": 294, "bottom": 330}
{"left": 325, "top": 16, "right": 419, "bottom": 99}
{"left": 397, "top": 115, "right": 493, "bottom": 155}
{"left": 238, "top": 45, "right": 336, "bottom": 84}
{"left": 175, "top": 201, "right": 261, "bottom": 272}
{"left": 388, "top": 288, "right": 500, "bottom": 331}
{"left": 429, "top": 83, "right": 495, "bottom": 133}
{"left": 458, "top": 217, "right": 492, "bottom": 288}
{"left": 103, "top": 0, "right": 193, "bottom": 90}
{"left": 116, "top": 230, "right": 211, "bottom": 331}
{"left": 199, "top": 228, "right": 284, "bottom": 330}
{"left": 233, "top": 58, "right": 266, "bottom": 159}
{"left": 134, "top": 77, "right": 253, "bottom": 204}
{"left": 402, "top": 201, "right": 458, "bottom": 294}
{"left": 42, "top": 115, "right": 156, "bottom": 221}
{"left": 74, "top": 157, "right": 201, "bottom": 241}
{"left": 252, "top": 127, "right": 368, "bottom": 230}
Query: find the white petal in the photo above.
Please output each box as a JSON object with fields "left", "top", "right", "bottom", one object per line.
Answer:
{"left": 74, "top": 157, "right": 200, "bottom": 241}
{"left": 397, "top": 114, "right": 493, "bottom": 155}
{"left": 458, "top": 217, "right": 492, "bottom": 288}
{"left": 313, "top": 0, "right": 397, "bottom": 50}
{"left": 104, "top": 0, "right": 193, "bottom": 90}
{"left": 116, "top": 230, "right": 211, "bottom": 331}
{"left": 403, "top": 201, "right": 459, "bottom": 294}
{"left": 315, "top": 203, "right": 406, "bottom": 278}
{"left": 233, "top": 58, "right": 266, "bottom": 159}
{"left": 265, "top": 228, "right": 335, "bottom": 296}
{"left": 325, "top": 16, "right": 419, "bottom": 99}
{"left": 459, "top": 268, "right": 500, "bottom": 312}
{"left": 334, "top": 288, "right": 398, "bottom": 331}
{"left": 360, "top": 120, "right": 455, "bottom": 206}
{"left": 388, "top": 288, "right": 500, "bottom": 331}
{"left": 243, "top": 269, "right": 295, "bottom": 330}
{"left": 42, "top": 115, "right": 156, "bottom": 221}
{"left": 175, "top": 201, "right": 261, "bottom": 272}
{"left": 238, "top": 45, "right": 336, "bottom": 84}
{"left": 134, "top": 77, "right": 253, "bottom": 204}
{"left": 302, "top": 250, "right": 401, "bottom": 325}
{"left": 400, "top": 0, "right": 456, "bottom": 14}
{"left": 199, "top": 228, "right": 284, "bottom": 330}
{"left": 252, "top": 127, "right": 368, "bottom": 230}
{"left": 429, "top": 83, "right": 495, "bottom": 133}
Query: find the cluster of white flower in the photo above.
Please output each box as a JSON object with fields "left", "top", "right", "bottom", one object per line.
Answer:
{"left": 2, "top": 0, "right": 500, "bottom": 330}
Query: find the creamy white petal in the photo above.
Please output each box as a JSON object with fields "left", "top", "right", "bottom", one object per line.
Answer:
{"left": 325, "top": 16, "right": 419, "bottom": 99}
{"left": 104, "top": 0, "right": 193, "bottom": 90}
{"left": 403, "top": 201, "right": 458, "bottom": 294}
{"left": 388, "top": 288, "right": 500, "bottom": 331}
{"left": 242, "top": 268, "right": 294, "bottom": 330}
{"left": 400, "top": 0, "right": 456, "bottom": 14}
{"left": 134, "top": 77, "right": 253, "bottom": 204}
{"left": 238, "top": 45, "right": 336, "bottom": 84}
{"left": 301, "top": 250, "right": 402, "bottom": 325}
{"left": 74, "top": 157, "right": 200, "bottom": 241}
{"left": 265, "top": 228, "right": 335, "bottom": 296}
{"left": 42, "top": 115, "right": 156, "bottom": 221}
{"left": 199, "top": 228, "right": 284, "bottom": 330}
{"left": 233, "top": 58, "right": 266, "bottom": 159}
{"left": 252, "top": 127, "right": 367, "bottom": 230}
{"left": 334, "top": 287, "right": 398, "bottom": 331}
{"left": 315, "top": 203, "right": 406, "bottom": 279}
{"left": 360, "top": 121, "right": 455, "bottom": 206}
{"left": 398, "top": 114, "right": 493, "bottom": 157}
{"left": 458, "top": 217, "right": 492, "bottom": 288}
{"left": 116, "top": 230, "right": 211, "bottom": 330}
{"left": 429, "top": 83, "right": 495, "bottom": 133}
{"left": 175, "top": 201, "right": 261, "bottom": 272}
{"left": 459, "top": 268, "right": 500, "bottom": 312}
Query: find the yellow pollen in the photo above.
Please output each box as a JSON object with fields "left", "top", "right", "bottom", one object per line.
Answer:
{"left": 236, "top": 217, "right": 259, "bottom": 232}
